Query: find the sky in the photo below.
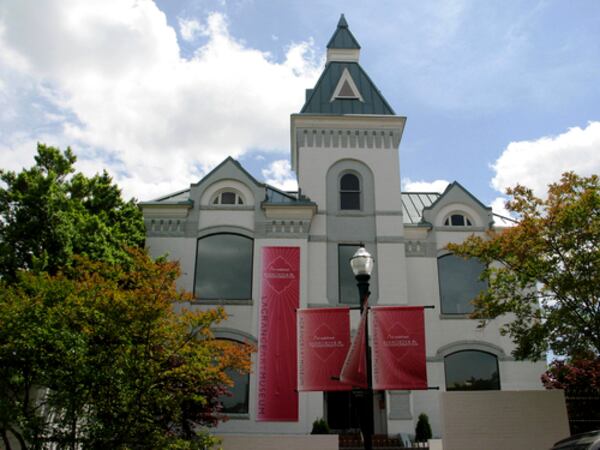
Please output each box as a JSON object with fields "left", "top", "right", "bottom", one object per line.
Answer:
{"left": 1, "top": 0, "right": 599, "bottom": 216}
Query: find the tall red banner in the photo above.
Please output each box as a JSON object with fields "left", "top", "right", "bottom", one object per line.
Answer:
{"left": 339, "top": 306, "right": 368, "bottom": 388}
{"left": 257, "top": 246, "right": 299, "bottom": 421}
{"left": 371, "top": 306, "right": 427, "bottom": 390}
{"left": 297, "top": 308, "right": 351, "bottom": 392}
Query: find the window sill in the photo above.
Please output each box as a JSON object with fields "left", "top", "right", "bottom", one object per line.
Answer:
{"left": 335, "top": 211, "right": 368, "bottom": 217}
{"left": 218, "top": 413, "right": 250, "bottom": 420}
{"left": 436, "top": 225, "right": 486, "bottom": 232}
{"left": 192, "top": 299, "right": 253, "bottom": 306}
{"left": 439, "top": 313, "right": 474, "bottom": 320}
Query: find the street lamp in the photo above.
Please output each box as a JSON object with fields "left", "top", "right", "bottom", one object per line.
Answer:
{"left": 350, "top": 244, "right": 374, "bottom": 450}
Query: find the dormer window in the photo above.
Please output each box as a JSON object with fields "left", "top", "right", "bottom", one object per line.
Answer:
{"left": 212, "top": 190, "right": 244, "bottom": 205}
{"left": 330, "top": 68, "right": 364, "bottom": 102}
{"left": 444, "top": 213, "right": 473, "bottom": 227}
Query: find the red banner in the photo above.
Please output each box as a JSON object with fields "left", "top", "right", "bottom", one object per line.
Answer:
{"left": 339, "top": 306, "right": 368, "bottom": 388}
{"left": 297, "top": 308, "right": 351, "bottom": 392}
{"left": 257, "top": 246, "right": 300, "bottom": 421}
{"left": 371, "top": 306, "right": 427, "bottom": 390}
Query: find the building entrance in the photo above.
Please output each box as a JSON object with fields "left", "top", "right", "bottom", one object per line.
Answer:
{"left": 325, "top": 391, "right": 387, "bottom": 434}
{"left": 326, "top": 391, "right": 360, "bottom": 431}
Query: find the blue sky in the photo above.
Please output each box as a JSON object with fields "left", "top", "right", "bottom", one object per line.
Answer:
{"left": 1, "top": 1, "right": 599, "bottom": 214}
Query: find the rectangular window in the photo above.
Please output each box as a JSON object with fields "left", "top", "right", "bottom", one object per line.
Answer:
{"left": 195, "top": 234, "right": 253, "bottom": 300}
{"left": 338, "top": 244, "right": 360, "bottom": 304}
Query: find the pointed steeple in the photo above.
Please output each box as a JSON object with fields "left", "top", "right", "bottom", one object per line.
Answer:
{"left": 299, "top": 14, "right": 395, "bottom": 116}
{"left": 326, "top": 14, "right": 361, "bottom": 63}
{"left": 327, "top": 14, "right": 360, "bottom": 49}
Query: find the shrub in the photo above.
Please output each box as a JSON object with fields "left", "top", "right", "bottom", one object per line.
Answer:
{"left": 311, "top": 417, "right": 330, "bottom": 434}
{"left": 415, "top": 413, "right": 432, "bottom": 443}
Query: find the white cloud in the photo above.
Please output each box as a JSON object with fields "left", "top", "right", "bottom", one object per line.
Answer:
{"left": 0, "top": 138, "right": 39, "bottom": 173}
{"left": 402, "top": 178, "right": 450, "bottom": 193}
{"left": 492, "top": 121, "right": 600, "bottom": 197}
{"left": 262, "top": 159, "right": 297, "bottom": 191}
{"left": 178, "top": 17, "right": 205, "bottom": 42}
{"left": 490, "top": 197, "right": 512, "bottom": 217}
{"left": 490, "top": 196, "right": 517, "bottom": 227}
{"left": 0, "top": 1, "right": 322, "bottom": 200}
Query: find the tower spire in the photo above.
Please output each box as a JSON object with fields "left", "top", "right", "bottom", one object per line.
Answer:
{"left": 337, "top": 13, "right": 349, "bottom": 28}
{"left": 326, "top": 14, "right": 361, "bottom": 63}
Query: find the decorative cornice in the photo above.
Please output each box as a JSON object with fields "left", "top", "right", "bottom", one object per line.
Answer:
{"left": 261, "top": 202, "right": 317, "bottom": 220}
{"left": 296, "top": 127, "right": 402, "bottom": 150}
{"left": 199, "top": 205, "right": 255, "bottom": 212}
{"left": 258, "top": 219, "right": 312, "bottom": 238}
{"left": 405, "top": 240, "right": 437, "bottom": 257}
{"left": 146, "top": 218, "right": 186, "bottom": 237}
{"left": 290, "top": 114, "right": 406, "bottom": 171}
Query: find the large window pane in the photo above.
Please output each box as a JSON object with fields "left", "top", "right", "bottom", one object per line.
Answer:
{"left": 438, "top": 254, "right": 487, "bottom": 314}
{"left": 195, "top": 234, "right": 253, "bottom": 300}
{"left": 340, "top": 192, "right": 360, "bottom": 210}
{"left": 445, "top": 350, "right": 500, "bottom": 391}
{"left": 221, "top": 368, "right": 250, "bottom": 414}
{"left": 339, "top": 244, "right": 360, "bottom": 304}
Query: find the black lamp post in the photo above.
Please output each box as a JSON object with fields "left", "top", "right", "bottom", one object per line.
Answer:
{"left": 350, "top": 244, "right": 374, "bottom": 450}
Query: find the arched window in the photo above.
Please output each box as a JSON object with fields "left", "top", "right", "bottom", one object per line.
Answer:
{"left": 438, "top": 253, "right": 487, "bottom": 314}
{"left": 212, "top": 190, "right": 244, "bottom": 205}
{"left": 340, "top": 173, "right": 360, "bottom": 210}
{"left": 194, "top": 233, "right": 253, "bottom": 300}
{"left": 218, "top": 339, "right": 250, "bottom": 415}
{"left": 445, "top": 350, "right": 500, "bottom": 391}
{"left": 443, "top": 213, "right": 472, "bottom": 226}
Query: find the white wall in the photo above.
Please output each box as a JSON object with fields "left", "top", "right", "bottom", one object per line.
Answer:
{"left": 146, "top": 236, "right": 196, "bottom": 292}
{"left": 298, "top": 146, "right": 403, "bottom": 214}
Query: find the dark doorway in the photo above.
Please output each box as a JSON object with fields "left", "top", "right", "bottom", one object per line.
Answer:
{"left": 325, "top": 391, "right": 361, "bottom": 432}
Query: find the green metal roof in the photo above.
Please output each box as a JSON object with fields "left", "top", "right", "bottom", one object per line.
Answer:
{"left": 327, "top": 14, "right": 361, "bottom": 49}
{"left": 300, "top": 62, "right": 395, "bottom": 115}
{"left": 401, "top": 192, "right": 441, "bottom": 224}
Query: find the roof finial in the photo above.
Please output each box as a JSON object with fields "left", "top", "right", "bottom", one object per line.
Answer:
{"left": 327, "top": 14, "right": 360, "bottom": 51}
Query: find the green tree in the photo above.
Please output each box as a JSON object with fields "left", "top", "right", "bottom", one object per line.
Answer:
{"left": 0, "top": 249, "right": 252, "bottom": 449}
{"left": 448, "top": 172, "right": 600, "bottom": 360}
{"left": 0, "top": 143, "right": 145, "bottom": 282}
